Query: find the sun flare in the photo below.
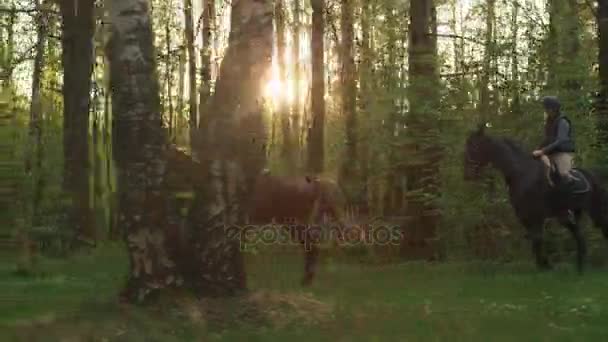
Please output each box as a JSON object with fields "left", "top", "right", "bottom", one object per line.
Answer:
{"left": 261, "top": 45, "right": 310, "bottom": 108}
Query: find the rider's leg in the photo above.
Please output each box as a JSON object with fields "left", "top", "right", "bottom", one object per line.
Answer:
{"left": 540, "top": 155, "right": 553, "bottom": 186}
{"left": 552, "top": 152, "right": 574, "bottom": 181}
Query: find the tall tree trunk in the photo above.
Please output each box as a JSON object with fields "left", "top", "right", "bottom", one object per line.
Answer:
{"left": 596, "top": 0, "right": 608, "bottom": 175}
{"left": 479, "top": 0, "right": 494, "bottom": 117}
{"left": 510, "top": 1, "right": 520, "bottom": 114}
{"left": 381, "top": 6, "right": 400, "bottom": 215}
{"left": 547, "top": 0, "right": 559, "bottom": 92}
{"left": 184, "top": 0, "right": 198, "bottom": 148}
{"left": 107, "top": 0, "right": 177, "bottom": 303}
{"left": 564, "top": 0, "right": 581, "bottom": 95}
{"left": 307, "top": 0, "right": 326, "bottom": 174}
{"left": 292, "top": 0, "right": 301, "bottom": 151}
{"left": 597, "top": 0, "right": 608, "bottom": 166}
{"left": 2, "top": 5, "right": 16, "bottom": 90}
{"left": 27, "top": 0, "right": 50, "bottom": 224}
{"left": 198, "top": 0, "right": 214, "bottom": 142}
{"left": 60, "top": 0, "right": 96, "bottom": 245}
{"left": 338, "top": 0, "right": 358, "bottom": 203}
{"left": 177, "top": 47, "right": 186, "bottom": 128}
{"left": 547, "top": 0, "right": 581, "bottom": 103}
{"left": 404, "top": 0, "right": 442, "bottom": 260}
{"left": 190, "top": 0, "right": 273, "bottom": 295}
{"left": 358, "top": 0, "right": 373, "bottom": 213}
{"left": 165, "top": 21, "right": 174, "bottom": 140}
{"left": 276, "top": 0, "right": 296, "bottom": 173}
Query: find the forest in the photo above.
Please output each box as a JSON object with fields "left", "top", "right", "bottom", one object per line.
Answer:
{"left": 1, "top": 0, "right": 608, "bottom": 340}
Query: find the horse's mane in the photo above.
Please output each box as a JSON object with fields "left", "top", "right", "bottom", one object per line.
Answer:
{"left": 499, "top": 137, "right": 530, "bottom": 157}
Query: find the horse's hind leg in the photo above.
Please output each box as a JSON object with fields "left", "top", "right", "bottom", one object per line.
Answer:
{"left": 589, "top": 185, "right": 608, "bottom": 239}
{"left": 558, "top": 210, "right": 586, "bottom": 274}
{"left": 589, "top": 206, "right": 608, "bottom": 240}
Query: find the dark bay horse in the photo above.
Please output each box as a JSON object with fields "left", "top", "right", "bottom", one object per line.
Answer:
{"left": 464, "top": 124, "right": 608, "bottom": 272}
{"left": 245, "top": 171, "right": 346, "bottom": 286}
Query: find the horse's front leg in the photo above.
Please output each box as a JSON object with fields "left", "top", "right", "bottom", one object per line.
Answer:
{"left": 292, "top": 224, "right": 321, "bottom": 286}
{"left": 302, "top": 242, "right": 319, "bottom": 287}
{"left": 527, "top": 225, "right": 552, "bottom": 270}
{"left": 558, "top": 210, "right": 586, "bottom": 274}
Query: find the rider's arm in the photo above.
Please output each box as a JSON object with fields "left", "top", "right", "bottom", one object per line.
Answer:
{"left": 541, "top": 119, "right": 570, "bottom": 155}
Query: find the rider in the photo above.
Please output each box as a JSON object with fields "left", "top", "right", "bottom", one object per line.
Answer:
{"left": 532, "top": 96, "right": 576, "bottom": 192}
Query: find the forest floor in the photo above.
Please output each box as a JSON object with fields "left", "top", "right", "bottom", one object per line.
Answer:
{"left": 1, "top": 243, "right": 608, "bottom": 341}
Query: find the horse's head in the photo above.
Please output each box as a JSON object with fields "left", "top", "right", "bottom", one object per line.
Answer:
{"left": 305, "top": 176, "right": 348, "bottom": 224}
{"left": 464, "top": 123, "right": 492, "bottom": 181}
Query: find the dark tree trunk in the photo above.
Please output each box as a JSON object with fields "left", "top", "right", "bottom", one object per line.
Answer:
{"left": 338, "top": 0, "right": 358, "bottom": 203}
{"left": 27, "top": 1, "right": 50, "bottom": 221}
{"left": 598, "top": 0, "right": 608, "bottom": 146}
{"left": 381, "top": 7, "right": 401, "bottom": 216}
{"left": 547, "top": 0, "right": 581, "bottom": 104}
{"left": 404, "top": 0, "right": 442, "bottom": 260}
{"left": 60, "top": 0, "right": 96, "bottom": 245}
{"left": 307, "top": 0, "right": 325, "bottom": 175}
{"left": 358, "top": 0, "right": 373, "bottom": 213}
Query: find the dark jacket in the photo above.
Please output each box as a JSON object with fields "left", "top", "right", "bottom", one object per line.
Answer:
{"left": 540, "top": 114, "right": 575, "bottom": 154}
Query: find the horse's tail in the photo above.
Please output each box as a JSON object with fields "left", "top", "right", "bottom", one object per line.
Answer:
{"left": 587, "top": 170, "right": 608, "bottom": 238}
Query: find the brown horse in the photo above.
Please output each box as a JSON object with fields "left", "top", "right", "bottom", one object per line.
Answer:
{"left": 245, "top": 170, "right": 346, "bottom": 286}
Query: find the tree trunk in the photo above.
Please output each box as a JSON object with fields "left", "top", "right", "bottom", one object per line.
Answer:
{"left": 381, "top": 6, "right": 401, "bottom": 216}
{"left": 165, "top": 21, "right": 175, "bottom": 140}
{"left": 292, "top": 0, "right": 301, "bottom": 151}
{"left": 177, "top": 47, "right": 186, "bottom": 128}
{"left": 510, "top": 1, "right": 520, "bottom": 114}
{"left": 1, "top": 6, "right": 16, "bottom": 90}
{"left": 338, "top": 0, "right": 358, "bottom": 203}
{"left": 190, "top": 0, "right": 274, "bottom": 295}
{"left": 198, "top": 0, "right": 214, "bottom": 143}
{"left": 597, "top": 0, "right": 608, "bottom": 147}
{"left": 27, "top": 0, "right": 51, "bottom": 224}
{"left": 307, "top": 0, "right": 326, "bottom": 175}
{"left": 107, "top": 0, "right": 178, "bottom": 303}
{"left": 358, "top": 0, "right": 373, "bottom": 213}
{"left": 184, "top": 0, "right": 198, "bottom": 148}
{"left": 276, "top": 0, "right": 296, "bottom": 173}
{"left": 479, "top": 0, "right": 494, "bottom": 117}
{"left": 547, "top": 0, "right": 581, "bottom": 104}
{"left": 404, "top": 0, "right": 442, "bottom": 260}
{"left": 60, "top": 0, "right": 96, "bottom": 245}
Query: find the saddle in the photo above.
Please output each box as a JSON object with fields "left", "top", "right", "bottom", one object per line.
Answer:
{"left": 548, "top": 163, "right": 591, "bottom": 195}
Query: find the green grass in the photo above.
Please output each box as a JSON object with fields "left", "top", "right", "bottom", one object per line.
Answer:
{"left": 2, "top": 244, "right": 608, "bottom": 341}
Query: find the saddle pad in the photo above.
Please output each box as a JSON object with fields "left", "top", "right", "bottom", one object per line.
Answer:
{"left": 569, "top": 169, "right": 591, "bottom": 194}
